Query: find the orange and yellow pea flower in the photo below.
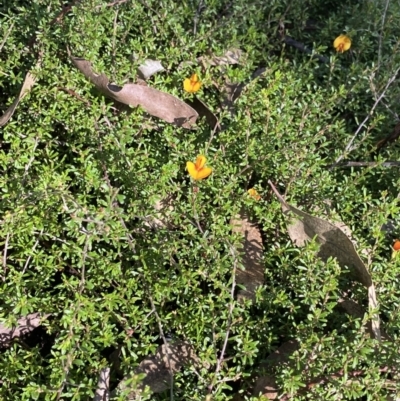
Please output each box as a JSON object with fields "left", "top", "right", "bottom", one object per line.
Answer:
{"left": 186, "top": 155, "right": 212, "bottom": 180}
{"left": 183, "top": 73, "right": 202, "bottom": 93}
{"left": 391, "top": 239, "right": 400, "bottom": 259}
{"left": 333, "top": 34, "right": 351, "bottom": 53}
{"left": 247, "top": 188, "right": 261, "bottom": 201}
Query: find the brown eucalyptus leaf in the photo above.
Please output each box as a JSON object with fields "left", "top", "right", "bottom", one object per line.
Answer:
{"left": 338, "top": 297, "right": 388, "bottom": 341}
{"left": 263, "top": 339, "right": 299, "bottom": 367}
{"left": 0, "top": 69, "right": 38, "bottom": 127}
{"left": 253, "top": 375, "right": 279, "bottom": 400}
{"left": 253, "top": 340, "right": 299, "bottom": 399}
{"left": 0, "top": 312, "right": 51, "bottom": 347}
{"left": 221, "top": 81, "right": 245, "bottom": 112}
{"left": 231, "top": 211, "right": 264, "bottom": 301}
{"left": 221, "top": 67, "right": 266, "bottom": 111}
{"left": 70, "top": 56, "right": 198, "bottom": 129}
{"left": 268, "top": 181, "right": 371, "bottom": 287}
{"left": 268, "top": 181, "right": 381, "bottom": 340}
{"left": 185, "top": 96, "right": 219, "bottom": 130}
{"left": 111, "top": 341, "right": 200, "bottom": 399}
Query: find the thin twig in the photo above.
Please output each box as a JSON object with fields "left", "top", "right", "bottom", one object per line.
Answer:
{"left": 147, "top": 294, "right": 174, "bottom": 401}
{"left": 55, "top": 235, "right": 89, "bottom": 401}
{"left": 328, "top": 161, "right": 400, "bottom": 168}
{"left": 111, "top": 9, "right": 119, "bottom": 80}
{"left": 22, "top": 137, "right": 39, "bottom": 183}
{"left": 378, "top": 0, "right": 390, "bottom": 67}
{"left": 207, "top": 243, "right": 238, "bottom": 394}
{"left": 33, "top": 231, "right": 70, "bottom": 245}
{"left": 2, "top": 232, "right": 10, "bottom": 282}
{"left": 283, "top": 36, "right": 330, "bottom": 64}
{"left": 193, "top": 0, "right": 206, "bottom": 35}
{"left": 334, "top": 66, "right": 400, "bottom": 165}
{"left": 280, "top": 366, "right": 390, "bottom": 401}
{"left": 95, "top": 0, "right": 130, "bottom": 8}
{"left": 22, "top": 229, "right": 44, "bottom": 275}
{"left": 0, "top": 21, "right": 15, "bottom": 54}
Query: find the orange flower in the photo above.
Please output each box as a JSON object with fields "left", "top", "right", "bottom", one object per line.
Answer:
{"left": 186, "top": 155, "right": 212, "bottom": 180}
{"left": 393, "top": 240, "right": 400, "bottom": 251}
{"left": 333, "top": 34, "right": 351, "bottom": 53}
{"left": 247, "top": 188, "right": 261, "bottom": 201}
{"left": 183, "top": 73, "right": 201, "bottom": 93}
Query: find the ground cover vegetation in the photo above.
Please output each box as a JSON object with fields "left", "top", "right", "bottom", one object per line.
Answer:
{"left": 1, "top": 0, "right": 400, "bottom": 399}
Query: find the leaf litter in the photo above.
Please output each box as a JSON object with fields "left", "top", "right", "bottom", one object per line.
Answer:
{"left": 110, "top": 340, "right": 201, "bottom": 398}
{"left": 137, "top": 59, "right": 164, "bottom": 80}
{"left": 69, "top": 54, "right": 198, "bottom": 129}
{"left": 231, "top": 210, "right": 264, "bottom": 302}
{"left": 0, "top": 59, "right": 41, "bottom": 127}
{"left": 0, "top": 312, "right": 51, "bottom": 348}
{"left": 268, "top": 180, "right": 380, "bottom": 341}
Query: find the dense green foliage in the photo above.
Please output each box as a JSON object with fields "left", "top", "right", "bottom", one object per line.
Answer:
{"left": 1, "top": 0, "right": 400, "bottom": 399}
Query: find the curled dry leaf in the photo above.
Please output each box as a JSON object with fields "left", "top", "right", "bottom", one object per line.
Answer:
{"left": 231, "top": 211, "right": 264, "bottom": 302}
{"left": 70, "top": 56, "right": 198, "bottom": 129}
{"left": 0, "top": 312, "right": 51, "bottom": 347}
{"left": 137, "top": 59, "right": 164, "bottom": 80}
{"left": 0, "top": 60, "right": 41, "bottom": 127}
{"left": 111, "top": 340, "right": 201, "bottom": 399}
{"left": 199, "top": 48, "right": 244, "bottom": 68}
{"left": 268, "top": 181, "right": 380, "bottom": 340}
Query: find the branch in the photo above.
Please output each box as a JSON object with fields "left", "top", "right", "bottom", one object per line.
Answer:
{"left": 334, "top": 66, "right": 400, "bottom": 165}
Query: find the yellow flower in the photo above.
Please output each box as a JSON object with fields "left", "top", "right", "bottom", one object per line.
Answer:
{"left": 186, "top": 155, "right": 212, "bottom": 180}
{"left": 247, "top": 188, "right": 261, "bottom": 201}
{"left": 183, "top": 73, "right": 201, "bottom": 93}
{"left": 333, "top": 34, "right": 351, "bottom": 53}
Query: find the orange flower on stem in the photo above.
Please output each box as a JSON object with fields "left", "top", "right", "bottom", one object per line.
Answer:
{"left": 187, "top": 155, "right": 212, "bottom": 180}
{"left": 247, "top": 188, "right": 261, "bottom": 201}
{"left": 391, "top": 239, "right": 400, "bottom": 259}
{"left": 333, "top": 34, "right": 351, "bottom": 53}
{"left": 184, "top": 73, "right": 201, "bottom": 93}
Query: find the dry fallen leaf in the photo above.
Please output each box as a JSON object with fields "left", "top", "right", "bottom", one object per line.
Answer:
{"left": 268, "top": 181, "right": 380, "bottom": 341}
{"left": 338, "top": 297, "right": 389, "bottom": 340}
{"left": 231, "top": 211, "right": 264, "bottom": 301}
{"left": 137, "top": 59, "right": 164, "bottom": 80}
{"left": 221, "top": 67, "right": 266, "bottom": 113}
{"left": 185, "top": 96, "right": 219, "bottom": 130}
{"left": 111, "top": 340, "right": 200, "bottom": 399}
{"left": 70, "top": 56, "right": 198, "bottom": 129}
{"left": 253, "top": 340, "right": 299, "bottom": 399}
{"left": 0, "top": 312, "right": 51, "bottom": 347}
{"left": 143, "top": 196, "right": 174, "bottom": 229}
{"left": 94, "top": 367, "right": 110, "bottom": 401}
{"left": 0, "top": 64, "right": 40, "bottom": 127}
{"left": 199, "top": 48, "right": 244, "bottom": 68}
